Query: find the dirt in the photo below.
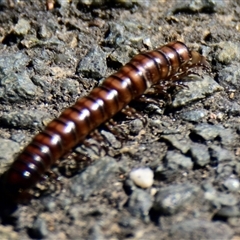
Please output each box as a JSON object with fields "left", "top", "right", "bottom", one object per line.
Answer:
{"left": 0, "top": 0, "right": 240, "bottom": 239}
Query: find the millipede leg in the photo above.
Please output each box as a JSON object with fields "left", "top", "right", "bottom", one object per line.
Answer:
{"left": 104, "top": 121, "right": 128, "bottom": 141}
{"left": 122, "top": 105, "right": 147, "bottom": 126}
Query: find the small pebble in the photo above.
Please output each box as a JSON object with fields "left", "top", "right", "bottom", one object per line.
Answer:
{"left": 129, "top": 167, "right": 154, "bottom": 188}
{"left": 143, "top": 37, "right": 152, "bottom": 49}
{"left": 223, "top": 178, "right": 240, "bottom": 192}
{"left": 126, "top": 188, "right": 153, "bottom": 222}
{"left": 13, "top": 18, "right": 31, "bottom": 35}
{"left": 29, "top": 217, "right": 48, "bottom": 239}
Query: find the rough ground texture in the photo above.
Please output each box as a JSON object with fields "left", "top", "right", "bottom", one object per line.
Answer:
{"left": 0, "top": 0, "right": 239, "bottom": 239}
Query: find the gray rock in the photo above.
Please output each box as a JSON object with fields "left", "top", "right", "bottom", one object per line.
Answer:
{"left": 21, "top": 36, "right": 61, "bottom": 49}
{"left": 58, "top": 195, "right": 72, "bottom": 209}
{"left": 70, "top": 156, "right": 118, "bottom": 200}
{"left": 31, "top": 76, "right": 51, "bottom": 93}
{"left": 192, "top": 123, "right": 236, "bottom": 146}
{"left": 169, "top": 219, "right": 233, "bottom": 240}
{"left": 218, "top": 128, "right": 237, "bottom": 146}
{"left": 31, "top": 59, "right": 51, "bottom": 77}
{"left": 77, "top": 45, "right": 107, "bottom": 80}
{"left": 13, "top": 18, "right": 31, "bottom": 36}
{"left": 165, "top": 151, "right": 193, "bottom": 171}
{"left": 100, "top": 130, "right": 121, "bottom": 149}
{"left": 118, "top": 216, "right": 139, "bottom": 228}
{"left": 0, "top": 0, "right": 8, "bottom": 7}
{"left": 0, "top": 138, "right": 20, "bottom": 172}
{"left": 211, "top": 95, "right": 240, "bottom": 116}
{"left": 42, "top": 197, "right": 57, "bottom": 213}
{"left": 129, "top": 119, "right": 144, "bottom": 135}
{"left": 172, "top": 76, "right": 223, "bottom": 108}
{"left": 60, "top": 78, "right": 80, "bottom": 97}
{"left": 191, "top": 123, "right": 224, "bottom": 141}
{"left": 88, "top": 224, "right": 104, "bottom": 240}
{"left": 153, "top": 183, "right": 200, "bottom": 215}
{"left": 235, "top": 162, "right": 240, "bottom": 176}
{"left": 202, "top": 182, "right": 215, "bottom": 193}
{"left": 0, "top": 110, "right": 51, "bottom": 130}
{"left": 108, "top": 45, "right": 132, "bottom": 65}
{"left": 215, "top": 205, "right": 240, "bottom": 218}
{"left": 0, "top": 52, "right": 30, "bottom": 79}
{"left": 161, "top": 126, "right": 183, "bottom": 135}
{"left": 204, "top": 189, "right": 238, "bottom": 208}
{"left": 126, "top": 188, "right": 153, "bottom": 222}
{"left": 29, "top": 217, "right": 48, "bottom": 239}
{"left": 218, "top": 64, "right": 240, "bottom": 89}
{"left": 168, "top": 0, "right": 227, "bottom": 14}
{"left": 38, "top": 24, "right": 52, "bottom": 40}
{"left": 104, "top": 22, "right": 125, "bottom": 47}
{"left": 179, "top": 109, "right": 208, "bottom": 122}
{"left": 10, "top": 133, "right": 26, "bottom": 143}
{"left": 190, "top": 143, "right": 210, "bottom": 167}
{"left": 226, "top": 101, "right": 240, "bottom": 115}
{"left": 223, "top": 178, "right": 240, "bottom": 192}
{"left": 209, "top": 145, "right": 235, "bottom": 163}
{"left": 201, "top": 45, "right": 212, "bottom": 58}
{"left": 215, "top": 192, "right": 238, "bottom": 207}
{"left": 67, "top": 206, "right": 81, "bottom": 221}
{"left": 161, "top": 134, "right": 191, "bottom": 154}
{"left": 0, "top": 72, "right": 37, "bottom": 102}
{"left": 216, "top": 163, "right": 235, "bottom": 179}
{"left": 104, "top": 19, "right": 149, "bottom": 49}
{"left": 217, "top": 42, "right": 240, "bottom": 64}
{"left": 121, "top": 20, "right": 147, "bottom": 46}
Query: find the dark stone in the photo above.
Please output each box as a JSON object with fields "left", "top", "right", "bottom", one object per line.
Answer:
{"left": 164, "top": 151, "right": 193, "bottom": 171}
{"left": 179, "top": 109, "right": 208, "bottom": 122}
{"left": 70, "top": 156, "right": 118, "bottom": 200}
{"left": 77, "top": 45, "right": 107, "bottom": 80}
{"left": 0, "top": 110, "right": 51, "bottom": 130}
{"left": 126, "top": 188, "right": 153, "bottom": 222}
{"left": 0, "top": 72, "right": 37, "bottom": 102}
{"left": 169, "top": 219, "right": 233, "bottom": 240}
{"left": 172, "top": 76, "right": 223, "bottom": 108}
{"left": 153, "top": 183, "right": 200, "bottom": 215}
{"left": 29, "top": 217, "right": 48, "bottom": 239}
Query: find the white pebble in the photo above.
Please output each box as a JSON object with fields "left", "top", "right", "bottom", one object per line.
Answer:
{"left": 129, "top": 167, "right": 154, "bottom": 188}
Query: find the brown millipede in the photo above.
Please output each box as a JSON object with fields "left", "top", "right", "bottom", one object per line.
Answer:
{"left": 2, "top": 41, "right": 210, "bottom": 202}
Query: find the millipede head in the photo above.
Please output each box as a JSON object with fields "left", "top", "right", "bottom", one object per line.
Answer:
{"left": 190, "top": 51, "right": 211, "bottom": 73}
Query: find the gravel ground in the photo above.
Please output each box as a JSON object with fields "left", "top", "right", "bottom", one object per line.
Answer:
{"left": 0, "top": 0, "right": 240, "bottom": 239}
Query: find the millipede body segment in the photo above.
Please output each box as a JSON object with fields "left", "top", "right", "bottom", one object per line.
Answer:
{"left": 2, "top": 41, "right": 210, "bottom": 201}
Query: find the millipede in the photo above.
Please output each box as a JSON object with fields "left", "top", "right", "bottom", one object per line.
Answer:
{"left": 1, "top": 41, "right": 211, "bottom": 203}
